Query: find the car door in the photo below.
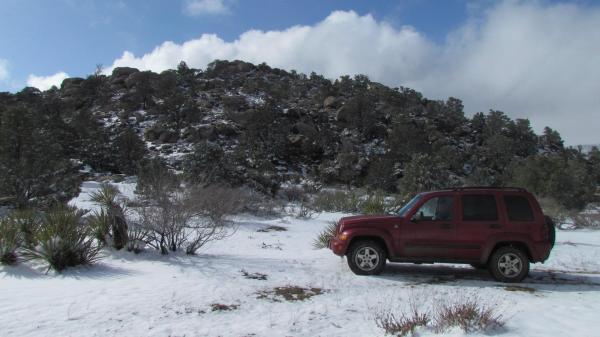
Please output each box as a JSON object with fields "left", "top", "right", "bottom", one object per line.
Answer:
{"left": 398, "top": 193, "right": 458, "bottom": 260}
{"left": 454, "top": 193, "right": 503, "bottom": 261}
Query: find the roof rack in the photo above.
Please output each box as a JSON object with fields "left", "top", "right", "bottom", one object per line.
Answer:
{"left": 450, "top": 186, "right": 526, "bottom": 191}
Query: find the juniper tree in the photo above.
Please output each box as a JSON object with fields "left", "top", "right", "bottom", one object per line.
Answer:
{"left": 0, "top": 104, "right": 79, "bottom": 208}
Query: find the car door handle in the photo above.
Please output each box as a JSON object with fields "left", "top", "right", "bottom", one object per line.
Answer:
{"left": 489, "top": 223, "right": 502, "bottom": 229}
{"left": 441, "top": 223, "right": 453, "bottom": 229}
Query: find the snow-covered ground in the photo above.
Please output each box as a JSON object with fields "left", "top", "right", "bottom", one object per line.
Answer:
{"left": 2, "top": 183, "right": 600, "bottom": 337}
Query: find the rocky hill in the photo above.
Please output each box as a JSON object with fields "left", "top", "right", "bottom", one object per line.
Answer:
{"left": 0, "top": 60, "right": 598, "bottom": 209}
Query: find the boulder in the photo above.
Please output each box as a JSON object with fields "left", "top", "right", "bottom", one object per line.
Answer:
{"left": 111, "top": 67, "right": 139, "bottom": 86}
{"left": 60, "top": 77, "right": 84, "bottom": 90}
{"left": 323, "top": 96, "right": 337, "bottom": 108}
{"left": 158, "top": 130, "right": 179, "bottom": 144}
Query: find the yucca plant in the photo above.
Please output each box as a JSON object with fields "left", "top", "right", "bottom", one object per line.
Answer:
{"left": 312, "top": 220, "right": 338, "bottom": 249}
{"left": 360, "top": 193, "right": 387, "bottom": 215}
{"left": 87, "top": 209, "right": 111, "bottom": 245}
{"left": 0, "top": 217, "right": 20, "bottom": 265}
{"left": 26, "top": 205, "right": 102, "bottom": 272}
{"left": 8, "top": 209, "right": 42, "bottom": 248}
{"left": 89, "top": 183, "right": 128, "bottom": 250}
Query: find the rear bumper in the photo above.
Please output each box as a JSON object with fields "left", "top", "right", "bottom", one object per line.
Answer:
{"left": 531, "top": 241, "right": 552, "bottom": 262}
{"left": 329, "top": 237, "right": 348, "bottom": 256}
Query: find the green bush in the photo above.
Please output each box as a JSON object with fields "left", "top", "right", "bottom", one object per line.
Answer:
{"left": 360, "top": 193, "right": 387, "bottom": 215}
{"left": 6, "top": 209, "right": 41, "bottom": 248}
{"left": 26, "top": 205, "right": 102, "bottom": 272}
{"left": 0, "top": 217, "right": 20, "bottom": 265}
{"left": 312, "top": 221, "right": 338, "bottom": 249}
{"left": 312, "top": 190, "right": 361, "bottom": 213}
{"left": 87, "top": 209, "right": 111, "bottom": 245}
{"left": 89, "top": 183, "right": 129, "bottom": 250}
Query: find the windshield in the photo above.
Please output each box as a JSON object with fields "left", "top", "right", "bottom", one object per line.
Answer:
{"left": 397, "top": 194, "right": 422, "bottom": 217}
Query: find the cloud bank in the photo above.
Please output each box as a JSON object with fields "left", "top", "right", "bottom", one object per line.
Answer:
{"left": 109, "top": 1, "right": 600, "bottom": 145}
{"left": 184, "top": 0, "right": 229, "bottom": 16}
{"left": 27, "top": 72, "right": 69, "bottom": 91}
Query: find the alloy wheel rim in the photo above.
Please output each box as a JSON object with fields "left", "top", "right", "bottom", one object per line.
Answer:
{"left": 497, "top": 252, "right": 523, "bottom": 277}
{"left": 355, "top": 247, "right": 379, "bottom": 271}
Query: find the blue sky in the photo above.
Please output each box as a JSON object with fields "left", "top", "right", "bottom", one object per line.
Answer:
{"left": 0, "top": 0, "right": 469, "bottom": 90}
{"left": 1, "top": 0, "right": 600, "bottom": 145}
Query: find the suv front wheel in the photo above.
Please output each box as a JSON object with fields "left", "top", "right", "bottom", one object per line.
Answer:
{"left": 489, "top": 246, "right": 530, "bottom": 283}
{"left": 347, "top": 240, "right": 387, "bottom": 275}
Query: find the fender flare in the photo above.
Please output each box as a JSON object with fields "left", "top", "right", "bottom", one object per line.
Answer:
{"left": 344, "top": 228, "right": 395, "bottom": 256}
{"left": 480, "top": 234, "right": 534, "bottom": 264}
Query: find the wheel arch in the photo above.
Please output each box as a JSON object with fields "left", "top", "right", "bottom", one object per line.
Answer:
{"left": 484, "top": 241, "right": 533, "bottom": 264}
{"left": 347, "top": 235, "right": 391, "bottom": 259}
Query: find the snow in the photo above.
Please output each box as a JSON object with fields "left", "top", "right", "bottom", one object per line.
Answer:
{"left": 2, "top": 183, "right": 600, "bottom": 336}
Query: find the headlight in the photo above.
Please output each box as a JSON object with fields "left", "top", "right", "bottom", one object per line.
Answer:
{"left": 338, "top": 232, "right": 349, "bottom": 241}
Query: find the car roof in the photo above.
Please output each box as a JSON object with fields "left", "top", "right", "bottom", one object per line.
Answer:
{"left": 421, "top": 187, "right": 529, "bottom": 196}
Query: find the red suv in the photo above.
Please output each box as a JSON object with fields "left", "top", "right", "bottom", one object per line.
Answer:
{"left": 329, "top": 187, "right": 555, "bottom": 283}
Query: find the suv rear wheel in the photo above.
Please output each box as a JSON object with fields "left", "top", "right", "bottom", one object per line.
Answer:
{"left": 347, "top": 240, "right": 386, "bottom": 275}
{"left": 489, "top": 246, "right": 530, "bottom": 283}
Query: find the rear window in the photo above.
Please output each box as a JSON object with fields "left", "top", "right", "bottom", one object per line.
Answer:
{"left": 504, "top": 196, "right": 534, "bottom": 221}
{"left": 462, "top": 195, "right": 498, "bottom": 221}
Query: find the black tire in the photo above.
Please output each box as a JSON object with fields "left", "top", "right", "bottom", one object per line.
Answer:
{"left": 346, "top": 240, "right": 387, "bottom": 275}
{"left": 488, "top": 246, "right": 530, "bottom": 283}
{"left": 470, "top": 263, "right": 487, "bottom": 270}
{"left": 544, "top": 216, "right": 556, "bottom": 248}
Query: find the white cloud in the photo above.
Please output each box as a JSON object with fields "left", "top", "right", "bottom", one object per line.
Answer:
{"left": 184, "top": 0, "right": 229, "bottom": 16}
{"left": 27, "top": 72, "right": 69, "bottom": 91}
{"left": 109, "top": 2, "right": 600, "bottom": 145}
{"left": 0, "top": 59, "right": 9, "bottom": 81}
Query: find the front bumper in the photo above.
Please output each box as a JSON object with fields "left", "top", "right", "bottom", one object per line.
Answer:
{"left": 329, "top": 237, "right": 348, "bottom": 256}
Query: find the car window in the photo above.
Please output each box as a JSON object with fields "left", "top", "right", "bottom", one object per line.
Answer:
{"left": 398, "top": 194, "right": 422, "bottom": 217}
{"left": 413, "top": 196, "right": 453, "bottom": 221}
{"left": 504, "top": 195, "right": 534, "bottom": 221}
{"left": 462, "top": 195, "right": 498, "bottom": 221}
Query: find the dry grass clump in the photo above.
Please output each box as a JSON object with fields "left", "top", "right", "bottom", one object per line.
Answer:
{"left": 256, "top": 285, "right": 324, "bottom": 302}
{"left": 375, "top": 291, "right": 506, "bottom": 336}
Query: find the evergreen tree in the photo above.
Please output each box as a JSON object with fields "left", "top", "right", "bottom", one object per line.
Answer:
{"left": 508, "top": 153, "right": 595, "bottom": 210}
{"left": 0, "top": 104, "right": 79, "bottom": 208}
{"left": 136, "top": 158, "right": 179, "bottom": 203}
{"left": 114, "top": 126, "right": 147, "bottom": 175}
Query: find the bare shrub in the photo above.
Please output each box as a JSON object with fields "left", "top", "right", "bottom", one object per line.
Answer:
{"left": 137, "top": 183, "right": 245, "bottom": 255}
{"left": 126, "top": 220, "right": 148, "bottom": 254}
{"left": 433, "top": 296, "right": 505, "bottom": 333}
{"left": 374, "top": 291, "right": 506, "bottom": 336}
{"left": 571, "top": 204, "right": 600, "bottom": 228}
{"left": 281, "top": 186, "right": 306, "bottom": 202}
{"left": 295, "top": 203, "right": 316, "bottom": 219}
{"left": 375, "top": 300, "right": 430, "bottom": 337}
{"left": 312, "top": 221, "right": 337, "bottom": 249}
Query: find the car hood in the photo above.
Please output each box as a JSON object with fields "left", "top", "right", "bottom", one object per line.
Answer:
{"left": 339, "top": 214, "right": 401, "bottom": 226}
